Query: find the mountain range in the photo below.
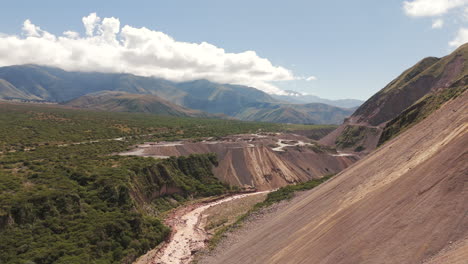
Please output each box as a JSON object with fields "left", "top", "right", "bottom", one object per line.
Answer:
{"left": 0, "top": 65, "right": 356, "bottom": 124}
{"left": 272, "top": 90, "right": 364, "bottom": 108}
{"left": 64, "top": 91, "right": 218, "bottom": 118}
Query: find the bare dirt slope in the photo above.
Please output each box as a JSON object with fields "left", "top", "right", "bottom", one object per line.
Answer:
{"left": 121, "top": 133, "right": 358, "bottom": 191}
{"left": 201, "top": 91, "right": 468, "bottom": 264}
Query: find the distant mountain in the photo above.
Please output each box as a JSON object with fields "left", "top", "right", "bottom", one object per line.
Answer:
{"left": 320, "top": 43, "right": 468, "bottom": 152}
{"left": 177, "top": 80, "right": 277, "bottom": 116}
{"left": 65, "top": 91, "right": 217, "bottom": 118}
{"left": 0, "top": 64, "right": 186, "bottom": 103}
{"left": 0, "top": 64, "right": 354, "bottom": 124}
{"left": 272, "top": 90, "right": 364, "bottom": 108}
{"left": 236, "top": 102, "right": 354, "bottom": 124}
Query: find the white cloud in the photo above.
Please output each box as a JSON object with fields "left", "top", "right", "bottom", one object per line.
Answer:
{"left": 432, "top": 18, "right": 444, "bottom": 29}
{"left": 22, "top": 19, "right": 41, "bottom": 37}
{"left": 82, "top": 12, "right": 101, "bottom": 36}
{"left": 0, "top": 13, "right": 300, "bottom": 94}
{"left": 63, "top": 31, "right": 80, "bottom": 39}
{"left": 305, "top": 76, "right": 317, "bottom": 81}
{"left": 449, "top": 27, "right": 468, "bottom": 47}
{"left": 402, "top": 0, "right": 468, "bottom": 47}
{"left": 403, "top": 0, "right": 468, "bottom": 17}
{"left": 463, "top": 7, "right": 468, "bottom": 20}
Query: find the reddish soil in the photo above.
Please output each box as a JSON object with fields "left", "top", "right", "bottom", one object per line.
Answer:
{"left": 200, "top": 91, "right": 468, "bottom": 264}
{"left": 121, "top": 133, "right": 358, "bottom": 190}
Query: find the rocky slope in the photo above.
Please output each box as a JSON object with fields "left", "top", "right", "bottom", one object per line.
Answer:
{"left": 321, "top": 43, "right": 468, "bottom": 151}
{"left": 120, "top": 133, "right": 358, "bottom": 191}
{"left": 201, "top": 86, "right": 468, "bottom": 264}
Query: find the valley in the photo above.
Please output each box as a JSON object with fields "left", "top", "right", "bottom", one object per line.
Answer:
{"left": 0, "top": 5, "right": 467, "bottom": 264}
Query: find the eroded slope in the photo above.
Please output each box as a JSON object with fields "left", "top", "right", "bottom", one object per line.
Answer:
{"left": 202, "top": 91, "right": 468, "bottom": 264}
{"left": 121, "top": 134, "right": 358, "bottom": 191}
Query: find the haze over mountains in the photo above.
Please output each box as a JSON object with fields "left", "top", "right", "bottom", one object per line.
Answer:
{"left": 0, "top": 64, "right": 356, "bottom": 124}
{"left": 272, "top": 90, "right": 364, "bottom": 108}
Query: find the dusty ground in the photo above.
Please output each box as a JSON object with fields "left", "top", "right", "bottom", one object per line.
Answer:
{"left": 197, "top": 91, "right": 468, "bottom": 264}
{"left": 202, "top": 193, "right": 267, "bottom": 234}
{"left": 134, "top": 192, "right": 269, "bottom": 264}
{"left": 120, "top": 133, "right": 359, "bottom": 190}
{"left": 197, "top": 192, "right": 308, "bottom": 264}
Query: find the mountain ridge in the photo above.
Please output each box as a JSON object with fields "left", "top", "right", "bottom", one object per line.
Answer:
{"left": 0, "top": 64, "right": 354, "bottom": 124}
{"left": 64, "top": 91, "right": 219, "bottom": 118}
{"left": 320, "top": 43, "right": 468, "bottom": 151}
{"left": 272, "top": 90, "right": 364, "bottom": 108}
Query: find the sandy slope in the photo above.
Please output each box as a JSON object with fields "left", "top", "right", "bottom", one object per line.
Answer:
{"left": 201, "top": 91, "right": 468, "bottom": 264}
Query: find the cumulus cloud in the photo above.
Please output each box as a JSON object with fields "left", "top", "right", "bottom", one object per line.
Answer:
{"left": 82, "top": 12, "right": 101, "bottom": 36}
{"left": 403, "top": 0, "right": 468, "bottom": 17}
{"left": 432, "top": 18, "right": 444, "bottom": 29}
{"left": 22, "top": 19, "right": 41, "bottom": 37}
{"left": 305, "top": 76, "right": 317, "bottom": 81}
{"left": 402, "top": 0, "right": 468, "bottom": 47}
{"left": 0, "top": 13, "right": 298, "bottom": 94}
{"left": 449, "top": 27, "right": 468, "bottom": 47}
{"left": 63, "top": 31, "right": 80, "bottom": 39}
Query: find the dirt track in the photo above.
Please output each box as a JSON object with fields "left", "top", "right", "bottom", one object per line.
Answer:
{"left": 200, "top": 91, "right": 468, "bottom": 264}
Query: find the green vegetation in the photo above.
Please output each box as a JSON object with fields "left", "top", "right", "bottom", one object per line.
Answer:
{"left": 207, "top": 175, "right": 334, "bottom": 250}
{"left": 335, "top": 125, "right": 377, "bottom": 149}
{"left": 235, "top": 103, "right": 353, "bottom": 125}
{"left": 379, "top": 87, "right": 467, "bottom": 146}
{"left": 0, "top": 102, "right": 287, "bottom": 152}
{"left": 0, "top": 102, "right": 307, "bottom": 264}
{"left": 65, "top": 91, "right": 215, "bottom": 118}
{"left": 307, "top": 144, "right": 337, "bottom": 154}
{"left": 253, "top": 175, "right": 334, "bottom": 209}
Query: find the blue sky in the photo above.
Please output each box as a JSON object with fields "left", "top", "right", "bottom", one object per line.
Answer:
{"left": 1, "top": 0, "right": 467, "bottom": 100}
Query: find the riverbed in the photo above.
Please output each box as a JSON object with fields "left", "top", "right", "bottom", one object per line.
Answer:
{"left": 134, "top": 191, "right": 269, "bottom": 264}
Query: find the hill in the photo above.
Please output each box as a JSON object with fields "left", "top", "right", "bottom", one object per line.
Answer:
{"left": 235, "top": 102, "right": 355, "bottom": 124}
{"left": 321, "top": 43, "right": 468, "bottom": 151}
{"left": 64, "top": 91, "right": 216, "bottom": 118}
{"left": 0, "top": 65, "right": 354, "bottom": 124}
{"left": 200, "top": 80, "right": 468, "bottom": 264}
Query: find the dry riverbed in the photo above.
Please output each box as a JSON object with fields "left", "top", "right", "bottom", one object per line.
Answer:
{"left": 133, "top": 192, "right": 268, "bottom": 264}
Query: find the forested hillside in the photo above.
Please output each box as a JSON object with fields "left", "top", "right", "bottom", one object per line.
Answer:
{"left": 0, "top": 102, "right": 301, "bottom": 264}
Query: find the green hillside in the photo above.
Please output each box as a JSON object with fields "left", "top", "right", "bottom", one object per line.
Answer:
{"left": 0, "top": 102, "right": 328, "bottom": 263}
{"left": 236, "top": 102, "right": 354, "bottom": 124}
{"left": 0, "top": 65, "right": 354, "bottom": 124}
{"left": 64, "top": 91, "right": 216, "bottom": 118}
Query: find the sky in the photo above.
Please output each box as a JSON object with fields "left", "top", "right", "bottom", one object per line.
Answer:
{"left": 0, "top": 0, "right": 467, "bottom": 100}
